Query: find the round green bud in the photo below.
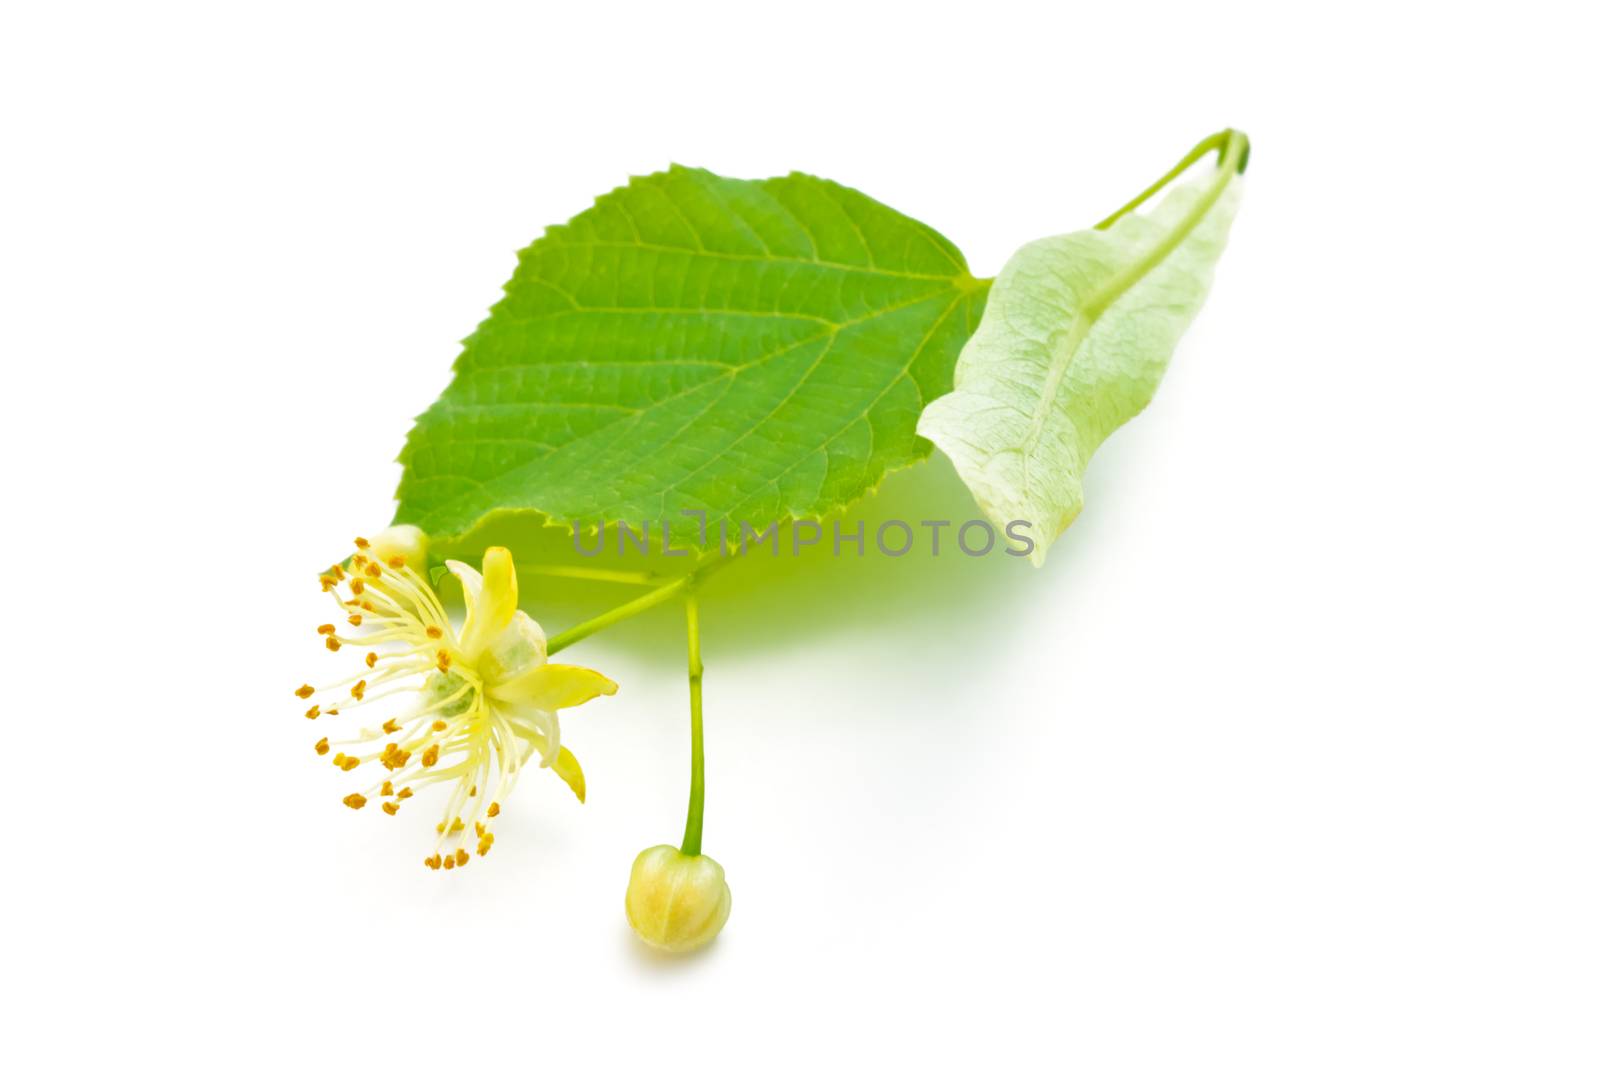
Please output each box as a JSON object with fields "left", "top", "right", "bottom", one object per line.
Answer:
{"left": 625, "top": 845, "right": 731, "bottom": 953}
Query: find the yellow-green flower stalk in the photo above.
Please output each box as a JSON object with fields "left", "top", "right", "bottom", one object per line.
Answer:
{"left": 626, "top": 595, "right": 732, "bottom": 951}
{"left": 298, "top": 529, "right": 617, "bottom": 870}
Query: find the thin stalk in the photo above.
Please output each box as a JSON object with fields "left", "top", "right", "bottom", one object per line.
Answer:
{"left": 1083, "top": 129, "right": 1249, "bottom": 319}
{"left": 1093, "top": 128, "right": 1250, "bottom": 232}
{"left": 680, "top": 594, "right": 705, "bottom": 856}
{"left": 545, "top": 553, "right": 730, "bottom": 656}
{"left": 520, "top": 563, "right": 665, "bottom": 586}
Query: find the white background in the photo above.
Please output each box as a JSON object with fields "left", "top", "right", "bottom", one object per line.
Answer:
{"left": 4, "top": 2, "right": 1596, "bottom": 1063}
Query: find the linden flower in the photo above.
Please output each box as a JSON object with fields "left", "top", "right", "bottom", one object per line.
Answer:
{"left": 297, "top": 529, "right": 617, "bottom": 870}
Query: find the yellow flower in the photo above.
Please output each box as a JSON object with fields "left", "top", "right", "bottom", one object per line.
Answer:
{"left": 298, "top": 529, "right": 617, "bottom": 870}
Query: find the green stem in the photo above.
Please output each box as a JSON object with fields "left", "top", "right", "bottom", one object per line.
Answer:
{"left": 1082, "top": 129, "right": 1249, "bottom": 321}
{"left": 1093, "top": 128, "right": 1250, "bottom": 232}
{"left": 545, "top": 554, "right": 729, "bottom": 655}
{"left": 520, "top": 563, "right": 665, "bottom": 586}
{"left": 680, "top": 594, "right": 705, "bottom": 856}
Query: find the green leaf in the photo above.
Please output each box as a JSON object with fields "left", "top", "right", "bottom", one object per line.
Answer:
{"left": 393, "top": 166, "right": 988, "bottom": 545}
{"left": 917, "top": 133, "right": 1247, "bottom": 565}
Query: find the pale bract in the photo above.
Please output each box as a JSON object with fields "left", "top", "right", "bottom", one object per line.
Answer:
{"left": 918, "top": 172, "right": 1243, "bottom": 565}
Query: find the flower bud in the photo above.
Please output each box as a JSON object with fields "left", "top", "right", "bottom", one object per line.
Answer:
{"left": 368, "top": 524, "right": 430, "bottom": 573}
{"left": 625, "top": 845, "right": 731, "bottom": 953}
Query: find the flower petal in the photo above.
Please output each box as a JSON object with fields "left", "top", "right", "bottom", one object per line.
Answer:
{"left": 552, "top": 746, "right": 586, "bottom": 803}
{"left": 456, "top": 547, "right": 518, "bottom": 660}
{"left": 444, "top": 559, "right": 483, "bottom": 615}
{"left": 488, "top": 663, "right": 618, "bottom": 711}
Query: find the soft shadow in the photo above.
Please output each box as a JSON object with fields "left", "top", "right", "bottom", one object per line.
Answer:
{"left": 621, "top": 924, "right": 724, "bottom": 974}
{"left": 441, "top": 456, "right": 1086, "bottom": 667}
